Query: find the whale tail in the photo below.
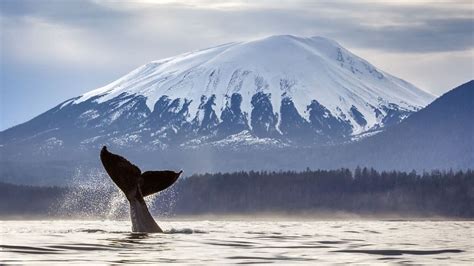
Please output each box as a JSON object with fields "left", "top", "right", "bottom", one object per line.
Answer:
{"left": 99, "top": 146, "right": 182, "bottom": 232}
{"left": 100, "top": 146, "right": 182, "bottom": 199}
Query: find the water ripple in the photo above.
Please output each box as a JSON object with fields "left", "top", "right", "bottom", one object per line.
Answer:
{"left": 0, "top": 221, "right": 472, "bottom": 264}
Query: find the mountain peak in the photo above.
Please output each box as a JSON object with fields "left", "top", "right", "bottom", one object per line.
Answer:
{"left": 74, "top": 35, "right": 433, "bottom": 136}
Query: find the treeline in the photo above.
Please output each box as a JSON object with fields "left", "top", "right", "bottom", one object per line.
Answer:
{"left": 0, "top": 182, "right": 66, "bottom": 216}
{"left": 1, "top": 168, "right": 473, "bottom": 218}
{"left": 163, "top": 168, "right": 473, "bottom": 217}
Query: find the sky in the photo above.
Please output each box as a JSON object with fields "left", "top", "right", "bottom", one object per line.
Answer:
{"left": 0, "top": 0, "right": 473, "bottom": 131}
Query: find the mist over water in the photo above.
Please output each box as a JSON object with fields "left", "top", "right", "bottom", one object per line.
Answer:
{"left": 1, "top": 220, "right": 472, "bottom": 264}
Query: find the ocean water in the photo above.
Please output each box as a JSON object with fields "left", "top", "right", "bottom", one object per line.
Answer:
{"left": 0, "top": 220, "right": 472, "bottom": 264}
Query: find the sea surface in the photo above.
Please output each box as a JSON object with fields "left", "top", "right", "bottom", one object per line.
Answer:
{"left": 0, "top": 220, "right": 472, "bottom": 264}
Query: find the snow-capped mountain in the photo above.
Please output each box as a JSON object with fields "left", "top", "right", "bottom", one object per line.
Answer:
{"left": 0, "top": 35, "right": 434, "bottom": 158}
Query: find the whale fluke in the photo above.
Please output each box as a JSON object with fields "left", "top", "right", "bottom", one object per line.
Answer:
{"left": 100, "top": 146, "right": 182, "bottom": 233}
{"left": 140, "top": 170, "right": 182, "bottom": 197}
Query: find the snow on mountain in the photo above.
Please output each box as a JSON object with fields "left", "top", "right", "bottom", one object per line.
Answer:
{"left": 72, "top": 35, "right": 433, "bottom": 135}
{"left": 0, "top": 35, "right": 436, "bottom": 157}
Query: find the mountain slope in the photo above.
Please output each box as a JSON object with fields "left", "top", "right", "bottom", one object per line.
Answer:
{"left": 320, "top": 80, "right": 473, "bottom": 170}
{"left": 0, "top": 35, "right": 434, "bottom": 159}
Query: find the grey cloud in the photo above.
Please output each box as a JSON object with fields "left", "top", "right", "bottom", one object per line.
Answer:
{"left": 0, "top": 0, "right": 128, "bottom": 21}
{"left": 1, "top": 0, "right": 472, "bottom": 55}
{"left": 332, "top": 18, "right": 474, "bottom": 53}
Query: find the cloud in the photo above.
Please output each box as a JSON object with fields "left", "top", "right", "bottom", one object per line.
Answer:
{"left": 351, "top": 48, "right": 474, "bottom": 96}
{"left": 1, "top": 0, "right": 472, "bottom": 77}
{"left": 337, "top": 17, "right": 474, "bottom": 53}
{"left": 2, "top": 0, "right": 472, "bottom": 61}
{"left": 2, "top": 17, "right": 116, "bottom": 67}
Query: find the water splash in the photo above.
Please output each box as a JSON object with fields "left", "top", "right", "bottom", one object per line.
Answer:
{"left": 165, "top": 228, "right": 207, "bottom": 234}
{"left": 51, "top": 166, "right": 179, "bottom": 219}
{"left": 149, "top": 182, "right": 179, "bottom": 218}
{"left": 105, "top": 189, "right": 128, "bottom": 219}
{"left": 53, "top": 167, "right": 128, "bottom": 219}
